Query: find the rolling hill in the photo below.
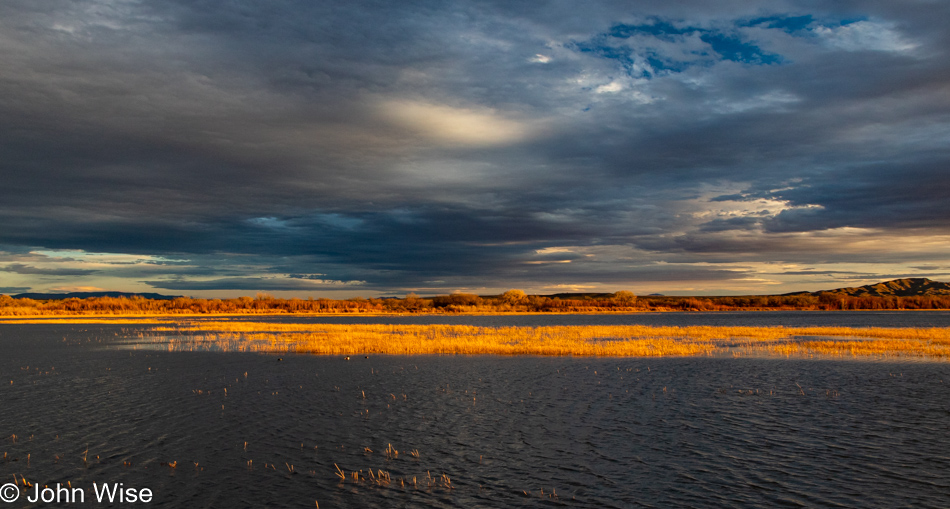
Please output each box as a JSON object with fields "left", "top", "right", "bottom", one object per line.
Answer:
{"left": 799, "top": 278, "right": 950, "bottom": 297}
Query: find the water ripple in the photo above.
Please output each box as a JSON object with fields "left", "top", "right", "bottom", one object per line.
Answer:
{"left": 0, "top": 325, "right": 948, "bottom": 507}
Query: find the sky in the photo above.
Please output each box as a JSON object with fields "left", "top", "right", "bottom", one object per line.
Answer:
{"left": 2, "top": 0, "right": 949, "bottom": 298}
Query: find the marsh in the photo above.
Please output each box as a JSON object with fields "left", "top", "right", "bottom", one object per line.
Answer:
{"left": 1, "top": 315, "right": 949, "bottom": 507}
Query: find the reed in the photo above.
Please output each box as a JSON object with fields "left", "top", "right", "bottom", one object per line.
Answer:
{"left": 385, "top": 443, "right": 398, "bottom": 459}
{"left": 144, "top": 322, "right": 950, "bottom": 359}
{"left": 153, "top": 323, "right": 713, "bottom": 357}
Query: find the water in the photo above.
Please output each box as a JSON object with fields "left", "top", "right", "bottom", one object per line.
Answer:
{"left": 15, "top": 310, "right": 950, "bottom": 328}
{"left": 1, "top": 316, "right": 949, "bottom": 508}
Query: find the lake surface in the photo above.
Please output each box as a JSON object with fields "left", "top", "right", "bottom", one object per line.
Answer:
{"left": 182, "top": 310, "right": 950, "bottom": 328}
{"left": 1, "top": 315, "right": 949, "bottom": 508}
{"left": 13, "top": 310, "right": 950, "bottom": 328}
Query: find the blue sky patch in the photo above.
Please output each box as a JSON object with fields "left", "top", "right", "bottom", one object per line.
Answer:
{"left": 573, "top": 18, "right": 783, "bottom": 78}
{"left": 699, "top": 33, "right": 782, "bottom": 64}
{"left": 608, "top": 19, "right": 689, "bottom": 40}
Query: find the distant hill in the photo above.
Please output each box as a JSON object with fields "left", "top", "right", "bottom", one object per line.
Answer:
{"left": 788, "top": 278, "right": 950, "bottom": 297}
{"left": 11, "top": 291, "right": 181, "bottom": 301}
{"left": 544, "top": 280, "right": 950, "bottom": 299}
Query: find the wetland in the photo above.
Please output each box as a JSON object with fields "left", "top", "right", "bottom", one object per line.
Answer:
{"left": 1, "top": 312, "right": 949, "bottom": 507}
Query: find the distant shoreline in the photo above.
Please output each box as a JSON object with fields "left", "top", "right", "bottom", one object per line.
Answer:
{"left": 5, "top": 287, "right": 950, "bottom": 317}
{"left": 5, "top": 307, "right": 950, "bottom": 319}
{"left": 3, "top": 308, "right": 950, "bottom": 325}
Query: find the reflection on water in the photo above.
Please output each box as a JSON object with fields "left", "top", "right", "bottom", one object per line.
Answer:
{"left": 1, "top": 322, "right": 949, "bottom": 508}
{"left": 10, "top": 310, "right": 950, "bottom": 328}
{"left": 198, "top": 310, "right": 950, "bottom": 328}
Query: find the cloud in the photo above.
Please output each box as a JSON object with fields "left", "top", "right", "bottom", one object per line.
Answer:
{"left": 146, "top": 277, "right": 365, "bottom": 291}
{"left": 379, "top": 100, "right": 539, "bottom": 147}
{"left": 1, "top": 1, "right": 949, "bottom": 296}
{"left": 0, "top": 286, "right": 31, "bottom": 294}
{"left": 813, "top": 20, "right": 918, "bottom": 53}
{"left": 2, "top": 263, "right": 99, "bottom": 276}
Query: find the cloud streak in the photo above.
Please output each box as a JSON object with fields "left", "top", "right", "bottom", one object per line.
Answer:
{"left": 1, "top": 264, "right": 99, "bottom": 277}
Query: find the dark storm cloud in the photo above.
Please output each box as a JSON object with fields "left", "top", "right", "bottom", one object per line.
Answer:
{"left": 0, "top": 287, "right": 31, "bottom": 295}
{"left": 764, "top": 159, "right": 950, "bottom": 232}
{"left": 2, "top": 0, "right": 949, "bottom": 294}
{"left": 1, "top": 264, "right": 99, "bottom": 276}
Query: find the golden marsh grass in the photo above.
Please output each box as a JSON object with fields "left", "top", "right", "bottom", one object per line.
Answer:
{"left": 144, "top": 322, "right": 950, "bottom": 360}
{"left": 3, "top": 316, "right": 946, "bottom": 359}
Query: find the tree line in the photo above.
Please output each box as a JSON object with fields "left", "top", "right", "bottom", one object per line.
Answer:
{"left": 3, "top": 289, "right": 950, "bottom": 316}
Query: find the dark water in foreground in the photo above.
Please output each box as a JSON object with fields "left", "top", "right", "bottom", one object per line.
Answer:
{"left": 1, "top": 319, "right": 949, "bottom": 508}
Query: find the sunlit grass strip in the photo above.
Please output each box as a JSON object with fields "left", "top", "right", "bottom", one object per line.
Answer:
{"left": 148, "top": 323, "right": 950, "bottom": 359}
{"left": 157, "top": 327, "right": 711, "bottom": 357}
{"left": 3, "top": 317, "right": 947, "bottom": 358}
{"left": 773, "top": 339, "right": 950, "bottom": 358}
